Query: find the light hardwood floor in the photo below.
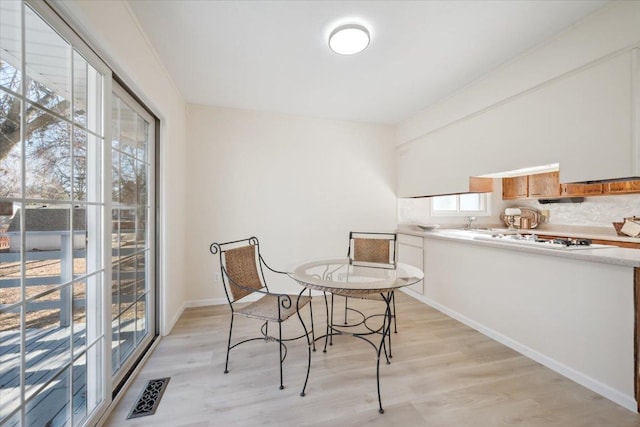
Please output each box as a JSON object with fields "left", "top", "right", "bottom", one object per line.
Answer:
{"left": 104, "top": 292, "right": 640, "bottom": 426}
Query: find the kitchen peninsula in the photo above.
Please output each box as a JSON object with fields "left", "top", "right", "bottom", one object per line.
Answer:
{"left": 398, "top": 226, "right": 640, "bottom": 412}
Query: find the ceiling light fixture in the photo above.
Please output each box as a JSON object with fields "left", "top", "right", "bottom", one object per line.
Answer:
{"left": 328, "top": 24, "right": 370, "bottom": 55}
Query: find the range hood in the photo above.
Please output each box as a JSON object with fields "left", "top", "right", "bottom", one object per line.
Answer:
{"left": 538, "top": 197, "right": 585, "bottom": 204}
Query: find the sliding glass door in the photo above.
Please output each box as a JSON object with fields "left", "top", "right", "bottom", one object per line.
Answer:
{"left": 110, "top": 84, "right": 155, "bottom": 388}
{"left": 0, "top": 2, "right": 157, "bottom": 425}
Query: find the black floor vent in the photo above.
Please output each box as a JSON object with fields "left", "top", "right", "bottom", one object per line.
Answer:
{"left": 127, "top": 377, "right": 170, "bottom": 419}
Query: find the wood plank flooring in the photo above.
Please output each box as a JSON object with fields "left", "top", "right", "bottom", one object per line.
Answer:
{"left": 103, "top": 293, "right": 640, "bottom": 426}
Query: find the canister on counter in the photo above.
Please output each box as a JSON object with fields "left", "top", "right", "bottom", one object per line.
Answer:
{"left": 520, "top": 217, "right": 531, "bottom": 229}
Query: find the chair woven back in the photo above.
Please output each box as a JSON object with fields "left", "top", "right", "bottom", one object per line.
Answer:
{"left": 224, "top": 244, "right": 264, "bottom": 301}
{"left": 353, "top": 238, "right": 392, "bottom": 264}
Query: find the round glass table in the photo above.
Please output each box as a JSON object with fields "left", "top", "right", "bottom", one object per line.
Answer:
{"left": 289, "top": 258, "right": 424, "bottom": 414}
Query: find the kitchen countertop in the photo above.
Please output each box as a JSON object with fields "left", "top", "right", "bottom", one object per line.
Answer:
{"left": 397, "top": 225, "right": 640, "bottom": 268}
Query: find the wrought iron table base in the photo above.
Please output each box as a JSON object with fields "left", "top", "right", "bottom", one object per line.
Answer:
{"left": 299, "top": 290, "right": 395, "bottom": 414}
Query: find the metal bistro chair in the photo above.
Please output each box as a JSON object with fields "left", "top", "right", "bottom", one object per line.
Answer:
{"left": 209, "top": 237, "right": 314, "bottom": 391}
{"left": 328, "top": 232, "right": 398, "bottom": 350}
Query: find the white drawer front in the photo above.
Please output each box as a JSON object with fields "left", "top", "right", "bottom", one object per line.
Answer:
{"left": 397, "top": 233, "right": 423, "bottom": 247}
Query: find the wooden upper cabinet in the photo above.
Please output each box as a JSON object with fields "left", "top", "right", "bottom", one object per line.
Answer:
{"left": 560, "top": 183, "right": 603, "bottom": 197}
{"left": 502, "top": 175, "right": 640, "bottom": 200}
{"left": 469, "top": 177, "right": 494, "bottom": 193}
{"left": 502, "top": 175, "right": 528, "bottom": 200}
{"left": 528, "top": 171, "right": 560, "bottom": 198}
{"left": 605, "top": 180, "right": 640, "bottom": 194}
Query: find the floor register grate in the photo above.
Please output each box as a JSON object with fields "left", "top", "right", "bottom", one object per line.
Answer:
{"left": 127, "top": 377, "right": 171, "bottom": 419}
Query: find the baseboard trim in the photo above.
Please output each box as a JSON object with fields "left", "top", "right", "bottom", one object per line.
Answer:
{"left": 163, "top": 301, "right": 186, "bottom": 336}
{"left": 185, "top": 297, "right": 228, "bottom": 307}
{"left": 400, "top": 288, "right": 637, "bottom": 412}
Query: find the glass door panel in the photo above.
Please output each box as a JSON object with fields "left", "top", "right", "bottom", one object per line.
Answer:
{"left": 0, "top": 2, "right": 107, "bottom": 425}
{"left": 110, "top": 84, "right": 154, "bottom": 387}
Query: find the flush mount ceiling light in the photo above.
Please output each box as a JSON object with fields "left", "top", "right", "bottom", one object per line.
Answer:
{"left": 328, "top": 24, "right": 370, "bottom": 55}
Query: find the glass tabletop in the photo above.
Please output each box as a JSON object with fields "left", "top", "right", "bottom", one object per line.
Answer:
{"left": 289, "top": 258, "right": 424, "bottom": 296}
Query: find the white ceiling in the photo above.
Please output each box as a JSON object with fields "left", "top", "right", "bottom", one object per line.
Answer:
{"left": 128, "top": 0, "right": 608, "bottom": 125}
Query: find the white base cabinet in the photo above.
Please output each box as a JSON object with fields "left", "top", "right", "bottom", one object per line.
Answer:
{"left": 397, "top": 233, "right": 424, "bottom": 294}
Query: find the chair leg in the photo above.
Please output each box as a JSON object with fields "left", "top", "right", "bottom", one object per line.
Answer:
{"left": 392, "top": 292, "right": 398, "bottom": 333}
{"left": 224, "top": 315, "right": 234, "bottom": 374}
{"left": 300, "top": 296, "right": 314, "bottom": 397}
{"left": 387, "top": 303, "right": 393, "bottom": 360}
{"left": 309, "top": 290, "right": 316, "bottom": 352}
{"left": 330, "top": 293, "right": 335, "bottom": 346}
{"left": 278, "top": 320, "right": 284, "bottom": 390}
{"left": 344, "top": 296, "right": 348, "bottom": 324}
{"left": 323, "top": 292, "right": 330, "bottom": 352}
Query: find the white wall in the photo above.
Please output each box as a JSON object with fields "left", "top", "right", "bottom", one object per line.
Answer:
{"left": 185, "top": 105, "right": 396, "bottom": 304}
{"left": 56, "top": 0, "right": 188, "bottom": 335}
{"left": 396, "top": 1, "right": 640, "bottom": 197}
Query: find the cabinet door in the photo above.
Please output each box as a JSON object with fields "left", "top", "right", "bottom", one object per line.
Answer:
{"left": 502, "top": 175, "right": 528, "bottom": 200}
{"left": 605, "top": 180, "right": 640, "bottom": 194}
{"left": 560, "top": 183, "right": 603, "bottom": 197}
{"left": 528, "top": 171, "right": 560, "bottom": 198}
{"left": 397, "top": 235, "right": 424, "bottom": 294}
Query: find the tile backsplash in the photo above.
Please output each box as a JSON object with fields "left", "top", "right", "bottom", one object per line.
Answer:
{"left": 516, "top": 194, "right": 640, "bottom": 227}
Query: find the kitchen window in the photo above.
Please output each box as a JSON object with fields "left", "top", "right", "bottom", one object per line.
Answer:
{"left": 430, "top": 193, "right": 491, "bottom": 216}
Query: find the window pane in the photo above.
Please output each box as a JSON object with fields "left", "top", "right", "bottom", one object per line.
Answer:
{"left": 25, "top": 365, "right": 71, "bottom": 427}
{"left": 24, "top": 288, "right": 72, "bottom": 400}
{"left": 0, "top": 306, "right": 21, "bottom": 421}
{"left": 73, "top": 353, "right": 88, "bottom": 426}
{"left": 84, "top": 341, "right": 103, "bottom": 419}
{"left": 25, "top": 6, "right": 71, "bottom": 118}
{"left": 1, "top": 204, "right": 20, "bottom": 305}
{"left": 21, "top": 205, "right": 73, "bottom": 298}
{"left": 119, "top": 155, "right": 137, "bottom": 206}
{"left": 0, "top": 0, "right": 22, "bottom": 93}
{"left": 460, "top": 193, "right": 481, "bottom": 211}
{"left": 25, "top": 105, "right": 71, "bottom": 200}
{"left": 137, "top": 162, "right": 147, "bottom": 206}
{"left": 136, "top": 116, "right": 148, "bottom": 161}
{"left": 0, "top": 89, "right": 22, "bottom": 199}
{"left": 73, "top": 208, "right": 86, "bottom": 276}
{"left": 117, "top": 99, "right": 137, "bottom": 158}
{"left": 73, "top": 281, "right": 86, "bottom": 355}
{"left": 135, "top": 253, "right": 146, "bottom": 298}
{"left": 110, "top": 265, "right": 119, "bottom": 375}
{"left": 120, "top": 256, "right": 135, "bottom": 315}
{"left": 118, "top": 305, "right": 135, "bottom": 365}
{"left": 73, "top": 50, "right": 87, "bottom": 127}
{"left": 432, "top": 195, "right": 456, "bottom": 211}
{"left": 135, "top": 296, "right": 147, "bottom": 345}
{"left": 73, "top": 129, "right": 88, "bottom": 201}
{"left": 111, "top": 149, "right": 120, "bottom": 202}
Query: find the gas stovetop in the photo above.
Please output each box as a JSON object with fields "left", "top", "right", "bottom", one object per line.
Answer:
{"left": 473, "top": 234, "right": 615, "bottom": 250}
